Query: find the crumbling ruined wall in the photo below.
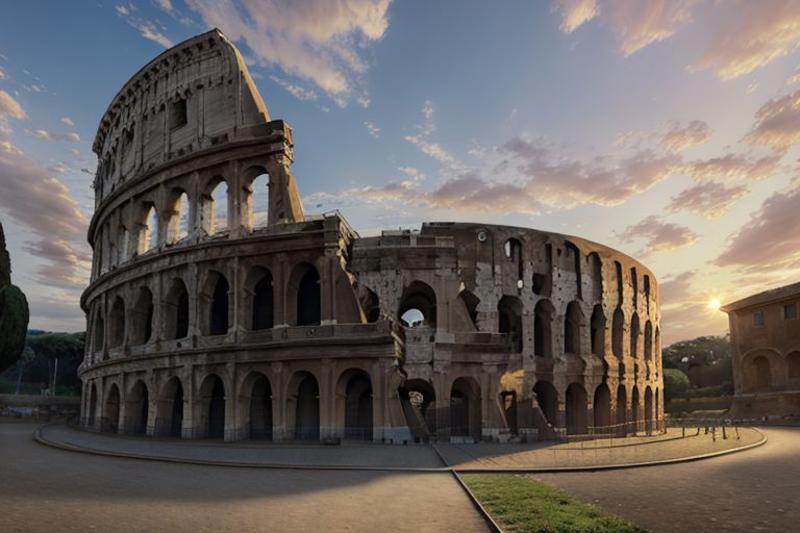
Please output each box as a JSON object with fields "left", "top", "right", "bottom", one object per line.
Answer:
{"left": 0, "top": 220, "right": 30, "bottom": 373}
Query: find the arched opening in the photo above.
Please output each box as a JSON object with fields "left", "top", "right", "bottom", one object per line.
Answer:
{"left": 248, "top": 172, "right": 269, "bottom": 229}
{"left": 102, "top": 384, "right": 120, "bottom": 433}
{"left": 498, "top": 295, "right": 523, "bottom": 352}
{"left": 534, "top": 299, "right": 554, "bottom": 357}
{"left": 199, "top": 374, "right": 226, "bottom": 439}
{"left": 167, "top": 190, "right": 190, "bottom": 243}
{"left": 117, "top": 226, "right": 129, "bottom": 264}
{"left": 751, "top": 355, "right": 771, "bottom": 390}
{"left": 338, "top": 369, "right": 373, "bottom": 441}
{"left": 458, "top": 289, "right": 480, "bottom": 329}
{"left": 589, "top": 252, "right": 603, "bottom": 300}
{"left": 612, "top": 308, "right": 624, "bottom": 359}
{"left": 630, "top": 313, "right": 640, "bottom": 359}
{"left": 533, "top": 381, "right": 558, "bottom": 427}
{"left": 357, "top": 285, "right": 380, "bottom": 323}
{"left": 245, "top": 373, "right": 272, "bottom": 440}
{"left": 564, "top": 301, "right": 583, "bottom": 354}
{"left": 631, "top": 386, "right": 640, "bottom": 433}
{"left": 503, "top": 238, "right": 524, "bottom": 287}
{"left": 616, "top": 384, "right": 627, "bottom": 430}
{"left": 644, "top": 321, "right": 653, "bottom": 360}
{"left": 208, "top": 271, "right": 229, "bottom": 335}
{"left": 288, "top": 263, "right": 321, "bottom": 326}
{"left": 450, "top": 377, "right": 481, "bottom": 442}
{"left": 108, "top": 296, "right": 125, "bottom": 348}
{"left": 126, "top": 380, "right": 149, "bottom": 435}
{"left": 130, "top": 287, "right": 154, "bottom": 345}
{"left": 156, "top": 377, "right": 184, "bottom": 437}
{"left": 250, "top": 268, "right": 274, "bottom": 330}
{"left": 565, "top": 383, "right": 588, "bottom": 435}
{"left": 88, "top": 382, "right": 98, "bottom": 427}
{"left": 93, "top": 310, "right": 105, "bottom": 353}
{"left": 139, "top": 204, "right": 159, "bottom": 253}
{"left": 291, "top": 372, "right": 320, "bottom": 441}
{"left": 590, "top": 305, "right": 605, "bottom": 357}
{"left": 500, "top": 390, "right": 518, "bottom": 435}
{"left": 644, "top": 386, "right": 653, "bottom": 434}
{"left": 202, "top": 179, "right": 229, "bottom": 235}
{"left": 593, "top": 383, "right": 611, "bottom": 432}
{"left": 163, "top": 278, "right": 189, "bottom": 340}
{"left": 788, "top": 352, "right": 800, "bottom": 380}
{"left": 399, "top": 379, "right": 437, "bottom": 440}
{"left": 399, "top": 280, "right": 437, "bottom": 328}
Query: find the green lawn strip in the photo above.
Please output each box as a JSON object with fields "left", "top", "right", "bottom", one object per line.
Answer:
{"left": 461, "top": 473, "right": 647, "bottom": 533}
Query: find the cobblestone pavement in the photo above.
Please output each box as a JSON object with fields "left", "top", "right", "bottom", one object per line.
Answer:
{"left": 535, "top": 427, "right": 800, "bottom": 532}
{"left": 0, "top": 423, "right": 487, "bottom": 533}
{"left": 438, "top": 427, "right": 763, "bottom": 469}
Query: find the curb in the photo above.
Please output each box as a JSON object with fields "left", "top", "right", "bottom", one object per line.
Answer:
{"left": 34, "top": 424, "right": 767, "bottom": 474}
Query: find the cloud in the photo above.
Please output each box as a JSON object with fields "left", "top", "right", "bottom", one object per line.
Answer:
{"left": 186, "top": 0, "right": 391, "bottom": 103}
{"left": 0, "top": 66, "right": 6, "bottom": 80}
{"left": 745, "top": 89, "right": 800, "bottom": 153}
{"left": 404, "top": 100, "right": 457, "bottom": 165}
{"left": 0, "top": 148, "right": 90, "bottom": 289}
{"left": 115, "top": 3, "right": 173, "bottom": 48}
{"left": 156, "top": 0, "right": 174, "bottom": 14}
{"left": 715, "top": 183, "right": 800, "bottom": 272}
{"left": 690, "top": 0, "right": 800, "bottom": 80}
{"left": 666, "top": 181, "right": 750, "bottom": 219}
{"left": 660, "top": 120, "right": 712, "bottom": 152}
{"left": 554, "top": 0, "right": 598, "bottom": 33}
{"left": 684, "top": 152, "right": 781, "bottom": 181}
{"left": 269, "top": 75, "right": 318, "bottom": 101}
{"left": 60, "top": 116, "right": 74, "bottom": 127}
{"left": 0, "top": 90, "right": 27, "bottom": 120}
{"left": 603, "top": 0, "right": 697, "bottom": 56}
{"left": 659, "top": 270, "right": 697, "bottom": 304}
{"left": 616, "top": 215, "right": 699, "bottom": 252}
{"left": 26, "top": 129, "right": 81, "bottom": 143}
{"left": 363, "top": 121, "right": 380, "bottom": 138}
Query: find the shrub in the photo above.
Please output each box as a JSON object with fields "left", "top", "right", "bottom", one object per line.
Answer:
{"left": 663, "top": 368, "right": 690, "bottom": 402}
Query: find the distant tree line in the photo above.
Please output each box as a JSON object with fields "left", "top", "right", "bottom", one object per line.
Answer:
{"left": 662, "top": 334, "right": 734, "bottom": 403}
{"left": 0, "top": 331, "right": 85, "bottom": 396}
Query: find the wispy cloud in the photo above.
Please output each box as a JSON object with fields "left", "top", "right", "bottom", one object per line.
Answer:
{"left": 115, "top": 3, "right": 173, "bottom": 48}
{"left": 186, "top": 0, "right": 391, "bottom": 105}
{"left": 616, "top": 215, "right": 699, "bottom": 253}
{"left": 745, "top": 88, "right": 800, "bottom": 153}
{"left": 269, "top": 75, "right": 318, "bottom": 101}
{"left": 553, "top": 0, "right": 598, "bottom": 33}
{"left": 404, "top": 100, "right": 457, "bottom": 165}
{"left": 363, "top": 120, "right": 380, "bottom": 138}
{"left": 60, "top": 116, "right": 74, "bottom": 127}
{"left": 660, "top": 120, "right": 712, "bottom": 152}
{"left": 666, "top": 181, "right": 749, "bottom": 219}
{"left": 26, "top": 129, "right": 80, "bottom": 143}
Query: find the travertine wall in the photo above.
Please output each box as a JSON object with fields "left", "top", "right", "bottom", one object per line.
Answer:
{"left": 79, "top": 29, "right": 663, "bottom": 443}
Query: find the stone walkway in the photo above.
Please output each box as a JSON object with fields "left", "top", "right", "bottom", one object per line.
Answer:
{"left": 39, "top": 424, "right": 764, "bottom": 471}
{"left": 0, "top": 422, "right": 488, "bottom": 533}
{"left": 536, "top": 426, "right": 800, "bottom": 532}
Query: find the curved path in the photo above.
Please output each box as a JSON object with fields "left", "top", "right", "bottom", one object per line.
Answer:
{"left": 0, "top": 422, "right": 488, "bottom": 533}
{"left": 536, "top": 426, "right": 800, "bottom": 532}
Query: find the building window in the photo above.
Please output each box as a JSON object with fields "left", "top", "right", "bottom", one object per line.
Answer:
{"left": 753, "top": 310, "right": 765, "bottom": 327}
{"left": 784, "top": 303, "right": 798, "bottom": 320}
{"left": 170, "top": 98, "right": 187, "bottom": 129}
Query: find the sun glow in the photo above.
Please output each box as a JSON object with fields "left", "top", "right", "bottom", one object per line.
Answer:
{"left": 707, "top": 298, "right": 722, "bottom": 311}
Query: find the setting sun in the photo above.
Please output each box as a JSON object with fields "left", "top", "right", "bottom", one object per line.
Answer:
{"left": 708, "top": 298, "right": 722, "bottom": 311}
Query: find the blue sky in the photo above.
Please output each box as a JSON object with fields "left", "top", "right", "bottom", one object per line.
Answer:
{"left": 2, "top": 0, "right": 800, "bottom": 343}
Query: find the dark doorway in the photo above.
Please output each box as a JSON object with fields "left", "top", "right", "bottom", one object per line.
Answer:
{"left": 295, "top": 374, "right": 320, "bottom": 440}
{"left": 297, "top": 269, "right": 321, "bottom": 326}
{"left": 344, "top": 372, "right": 373, "bottom": 441}
{"left": 250, "top": 375, "right": 273, "bottom": 440}
{"left": 209, "top": 275, "right": 229, "bottom": 335}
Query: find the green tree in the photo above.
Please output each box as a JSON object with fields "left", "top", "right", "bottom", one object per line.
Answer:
{"left": 0, "top": 221, "right": 29, "bottom": 373}
{"left": 663, "top": 368, "right": 690, "bottom": 402}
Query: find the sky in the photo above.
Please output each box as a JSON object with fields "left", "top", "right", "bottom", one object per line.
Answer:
{"left": 1, "top": 0, "right": 800, "bottom": 344}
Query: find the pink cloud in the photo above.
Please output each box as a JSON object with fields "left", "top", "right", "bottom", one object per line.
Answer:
{"left": 616, "top": 215, "right": 699, "bottom": 253}
{"left": 666, "top": 182, "right": 749, "bottom": 219}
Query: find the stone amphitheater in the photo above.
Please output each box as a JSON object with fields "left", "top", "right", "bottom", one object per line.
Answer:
{"left": 79, "top": 29, "right": 663, "bottom": 444}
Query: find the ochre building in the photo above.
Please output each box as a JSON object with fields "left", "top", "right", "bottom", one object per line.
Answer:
{"left": 79, "top": 30, "right": 664, "bottom": 443}
{"left": 721, "top": 282, "right": 800, "bottom": 417}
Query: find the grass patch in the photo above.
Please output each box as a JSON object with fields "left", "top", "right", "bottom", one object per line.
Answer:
{"left": 462, "top": 474, "right": 646, "bottom": 533}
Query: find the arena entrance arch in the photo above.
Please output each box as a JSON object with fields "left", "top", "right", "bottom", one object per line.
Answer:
{"left": 126, "top": 380, "right": 149, "bottom": 435}
{"left": 533, "top": 381, "right": 558, "bottom": 427}
{"left": 102, "top": 384, "right": 120, "bottom": 433}
{"left": 593, "top": 383, "right": 611, "bottom": 432}
{"left": 450, "top": 377, "right": 481, "bottom": 442}
{"left": 199, "top": 374, "right": 226, "bottom": 439}
{"left": 631, "top": 386, "right": 640, "bottom": 433}
{"left": 337, "top": 369, "right": 373, "bottom": 441}
{"left": 88, "top": 382, "right": 98, "bottom": 427}
{"left": 242, "top": 372, "right": 272, "bottom": 440}
{"left": 644, "top": 386, "right": 653, "bottom": 434}
{"left": 399, "top": 379, "right": 436, "bottom": 441}
{"left": 565, "top": 383, "right": 588, "bottom": 435}
{"left": 289, "top": 372, "right": 320, "bottom": 441}
{"left": 156, "top": 377, "right": 184, "bottom": 437}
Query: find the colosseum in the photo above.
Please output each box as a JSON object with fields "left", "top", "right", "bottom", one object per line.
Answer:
{"left": 78, "top": 29, "right": 664, "bottom": 444}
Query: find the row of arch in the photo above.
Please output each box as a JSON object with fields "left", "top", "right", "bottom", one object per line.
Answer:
{"left": 90, "top": 262, "right": 321, "bottom": 352}
{"left": 95, "top": 170, "right": 270, "bottom": 278}
{"left": 85, "top": 368, "right": 375, "bottom": 441}
{"left": 744, "top": 350, "right": 800, "bottom": 392}
{"left": 401, "top": 279, "right": 659, "bottom": 361}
